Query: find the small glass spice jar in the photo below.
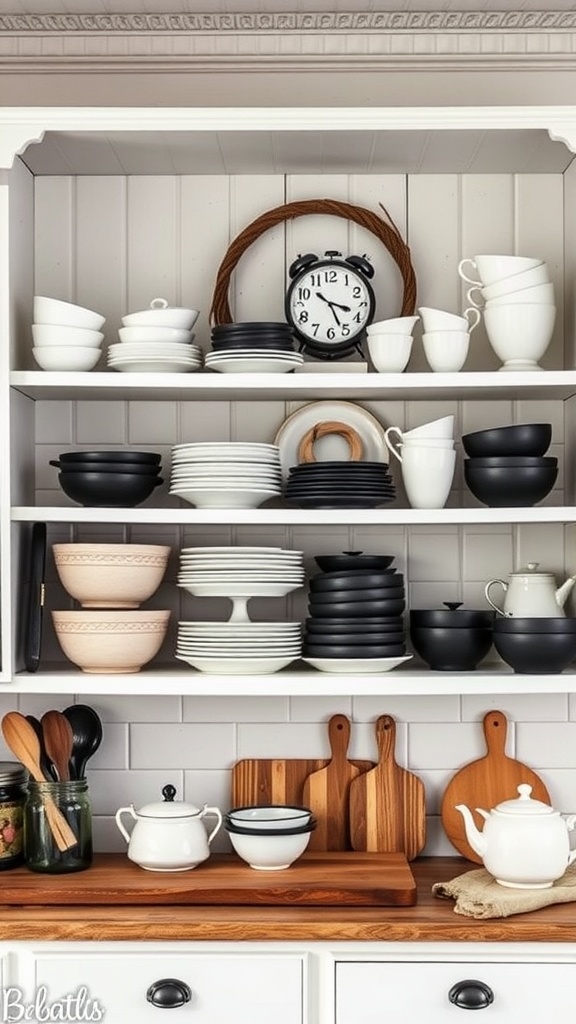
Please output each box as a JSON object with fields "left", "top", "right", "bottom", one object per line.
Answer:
{"left": 0, "top": 762, "right": 27, "bottom": 870}
{"left": 24, "top": 779, "right": 92, "bottom": 873}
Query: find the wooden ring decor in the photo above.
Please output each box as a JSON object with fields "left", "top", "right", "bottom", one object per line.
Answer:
{"left": 209, "top": 199, "right": 417, "bottom": 325}
{"left": 298, "top": 422, "right": 364, "bottom": 464}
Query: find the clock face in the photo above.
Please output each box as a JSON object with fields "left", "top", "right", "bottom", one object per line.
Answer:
{"left": 287, "top": 261, "right": 374, "bottom": 349}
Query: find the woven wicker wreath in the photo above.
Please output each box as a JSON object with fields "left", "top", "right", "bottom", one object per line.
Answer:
{"left": 209, "top": 199, "right": 417, "bottom": 326}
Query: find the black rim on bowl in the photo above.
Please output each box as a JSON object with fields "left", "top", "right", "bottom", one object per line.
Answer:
{"left": 224, "top": 818, "right": 317, "bottom": 836}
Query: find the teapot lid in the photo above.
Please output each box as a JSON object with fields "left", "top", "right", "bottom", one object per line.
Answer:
{"left": 137, "top": 784, "right": 203, "bottom": 819}
{"left": 510, "top": 562, "right": 553, "bottom": 577}
{"left": 494, "top": 784, "right": 554, "bottom": 816}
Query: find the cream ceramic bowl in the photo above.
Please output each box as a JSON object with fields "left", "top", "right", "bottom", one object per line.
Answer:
{"left": 51, "top": 609, "right": 171, "bottom": 673}
{"left": 34, "top": 295, "right": 106, "bottom": 331}
{"left": 226, "top": 826, "right": 313, "bottom": 869}
{"left": 32, "top": 346, "right": 102, "bottom": 371}
{"left": 52, "top": 543, "right": 171, "bottom": 608}
{"left": 32, "top": 324, "right": 105, "bottom": 348}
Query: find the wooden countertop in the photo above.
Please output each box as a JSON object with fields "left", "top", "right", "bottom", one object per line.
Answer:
{"left": 1, "top": 856, "right": 576, "bottom": 942}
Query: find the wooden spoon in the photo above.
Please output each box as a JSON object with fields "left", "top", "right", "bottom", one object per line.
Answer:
{"left": 1, "top": 711, "right": 77, "bottom": 851}
{"left": 41, "top": 710, "right": 74, "bottom": 782}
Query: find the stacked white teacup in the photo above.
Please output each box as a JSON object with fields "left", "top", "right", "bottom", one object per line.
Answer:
{"left": 384, "top": 415, "right": 456, "bottom": 509}
{"left": 459, "top": 254, "right": 555, "bottom": 371}
{"left": 419, "top": 306, "right": 480, "bottom": 372}
{"left": 365, "top": 316, "right": 420, "bottom": 373}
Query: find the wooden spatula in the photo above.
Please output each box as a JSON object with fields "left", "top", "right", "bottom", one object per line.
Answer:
{"left": 441, "top": 709, "right": 551, "bottom": 863}
{"left": 349, "top": 714, "right": 426, "bottom": 860}
{"left": 302, "top": 713, "right": 364, "bottom": 850}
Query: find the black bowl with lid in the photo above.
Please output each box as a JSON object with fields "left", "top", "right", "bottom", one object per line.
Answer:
{"left": 409, "top": 602, "right": 495, "bottom": 671}
{"left": 410, "top": 602, "right": 494, "bottom": 629}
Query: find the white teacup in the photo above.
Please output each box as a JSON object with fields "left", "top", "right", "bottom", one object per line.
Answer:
{"left": 418, "top": 306, "right": 480, "bottom": 334}
{"left": 483, "top": 302, "right": 556, "bottom": 371}
{"left": 367, "top": 334, "right": 413, "bottom": 373}
{"left": 397, "top": 445, "right": 457, "bottom": 509}
{"left": 422, "top": 330, "right": 470, "bottom": 372}
{"left": 385, "top": 425, "right": 454, "bottom": 461}
{"left": 458, "top": 255, "right": 544, "bottom": 287}
{"left": 477, "top": 264, "right": 551, "bottom": 300}
{"left": 402, "top": 414, "right": 455, "bottom": 440}
{"left": 467, "top": 281, "right": 555, "bottom": 309}
{"left": 367, "top": 316, "right": 419, "bottom": 335}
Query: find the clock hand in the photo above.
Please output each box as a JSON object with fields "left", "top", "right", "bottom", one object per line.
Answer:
{"left": 315, "top": 291, "right": 351, "bottom": 313}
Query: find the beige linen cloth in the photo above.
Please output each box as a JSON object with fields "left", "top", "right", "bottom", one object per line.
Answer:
{"left": 432, "top": 864, "right": 576, "bottom": 919}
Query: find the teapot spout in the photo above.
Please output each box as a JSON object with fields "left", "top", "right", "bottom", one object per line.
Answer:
{"left": 454, "top": 804, "right": 487, "bottom": 859}
{"left": 555, "top": 575, "right": 576, "bottom": 609}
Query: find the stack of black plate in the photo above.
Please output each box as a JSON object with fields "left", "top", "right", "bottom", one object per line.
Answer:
{"left": 303, "top": 552, "right": 406, "bottom": 659}
{"left": 210, "top": 322, "right": 296, "bottom": 352}
{"left": 285, "top": 461, "right": 395, "bottom": 509}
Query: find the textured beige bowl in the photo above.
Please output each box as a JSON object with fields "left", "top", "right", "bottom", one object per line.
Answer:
{"left": 52, "top": 543, "right": 171, "bottom": 608}
{"left": 51, "top": 609, "right": 171, "bottom": 673}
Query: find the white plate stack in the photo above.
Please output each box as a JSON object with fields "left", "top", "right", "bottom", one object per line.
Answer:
{"left": 204, "top": 350, "right": 304, "bottom": 374}
{"left": 169, "top": 442, "right": 283, "bottom": 508}
{"left": 176, "top": 546, "right": 305, "bottom": 674}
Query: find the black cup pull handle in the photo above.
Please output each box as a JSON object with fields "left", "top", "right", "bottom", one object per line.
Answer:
{"left": 448, "top": 979, "right": 494, "bottom": 1010}
{"left": 146, "top": 978, "right": 193, "bottom": 1009}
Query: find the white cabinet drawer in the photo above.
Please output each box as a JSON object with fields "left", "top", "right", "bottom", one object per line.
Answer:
{"left": 34, "top": 952, "right": 303, "bottom": 1024}
{"left": 336, "top": 961, "right": 573, "bottom": 1022}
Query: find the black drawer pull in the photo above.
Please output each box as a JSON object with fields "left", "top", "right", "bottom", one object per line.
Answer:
{"left": 448, "top": 979, "right": 494, "bottom": 1010}
{"left": 146, "top": 978, "right": 193, "bottom": 1009}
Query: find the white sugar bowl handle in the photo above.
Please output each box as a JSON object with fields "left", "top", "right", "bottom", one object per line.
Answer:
{"left": 200, "top": 805, "right": 223, "bottom": 845}
{"left": 115, "top": 805, "right": 138, "bottom": 844}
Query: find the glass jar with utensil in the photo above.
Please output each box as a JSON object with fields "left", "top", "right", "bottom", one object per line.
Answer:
{"left": 24, "top": 779, "right": 92, "bottom": 873}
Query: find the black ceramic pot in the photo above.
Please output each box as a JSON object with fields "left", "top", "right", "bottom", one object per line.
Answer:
{"left": 493, "top": 630, "right": 576, "bottom": 673}
{"left": 58, "top": 471, "right": 163, "bottom": 508}
{"left": 409, "top": 604, "right": 494, "bottom": 671}
{"left": 464, "top": 461, "right": 557, "bottom": 507}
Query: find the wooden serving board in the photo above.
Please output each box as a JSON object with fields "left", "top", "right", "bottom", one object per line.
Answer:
{"left": 441, "top": 709, "right": 551, "bottom": 863}
{"left": 303, "top": 714, "right": 366, "bottom": 851}
{"left": 349, "top": 714, "right": 426, "bottom": 861}
{"left": 2, "top": 852, "right": 417, "bottom": 907}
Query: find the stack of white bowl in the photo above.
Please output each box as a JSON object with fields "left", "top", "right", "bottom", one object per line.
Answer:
{"left": 175, "top": 545, "right": 304, "bottom": 674}
{"left": 384, "top": 415, "right": 456, "bottom": 509}
{"left": 32, "top": 296, "right": 106, "bottom": 372}
{"left": 107, "top": 297, "right": 202, "bottom": 373}
{"left": 366, "top": 316, "right": 420, "bottom": 373}
{"left": 169, "top": 441, "right": 282, "bottom": 508}
{"left": 459, "top": 254, "right": 556, "bottom": 371}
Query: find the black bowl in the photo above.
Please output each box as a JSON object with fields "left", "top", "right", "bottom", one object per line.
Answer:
{"left": 311, "top": 552, "right": 391, "bottom": 577}
{"left": 310, "top": 571, "right": 402, "bottom": 592}
{"left": 464, "top": 462, "right": 557, "bottom": 507}
{"left": 304, "top": 643, "right": 406, "bottom": 659}
{"left": 308, "top": 598, "right": 405, "bottom": 618}
{"left": 493, "top": 630, "right": 576, "bottom": 674}
{"left": 410, "top": 625, "right": 493, "bottom": 671}
{"left": 58, "top": 471, "right": 163, "bottom": 508}
{"left": 410, "top": 604, "right": 495, "bottom": 629}
{"left": 52, "top": 460, "right": 161, "bottom": 476}
{"left": 465, "top": 456, "right": 557, "bottom": 469}
{"left": 494, "top": 616, "right": 576, "bottom": 634}
{"left": 461, "top": 423, "right": 552, "bottom": 458}
{"left": 58, "top": 450, "right": 162, "bottom": 465}
{"left": 309, "top": 586, "right": 405, "bottom": 604}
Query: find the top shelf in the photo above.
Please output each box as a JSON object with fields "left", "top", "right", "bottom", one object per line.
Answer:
{"left": 11, "top": 371, "right": 576, "bottom": 402}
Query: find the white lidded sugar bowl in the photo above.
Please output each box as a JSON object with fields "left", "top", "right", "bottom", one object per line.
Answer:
{"left": 115, "top": 783, "right": 222, "bottom": 872}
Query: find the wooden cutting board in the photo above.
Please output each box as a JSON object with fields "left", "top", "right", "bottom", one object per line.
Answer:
{"left": 302, "top": 713, "right": 365, "bottom": 851}
{"left": 0, "top": 852, "right": 417, "bottom": 907}
{"left": 440, "top": 709, "right": 551, "bottom": 863}
{"left": 349, "top": 714, "right": 427, "bottom": 861}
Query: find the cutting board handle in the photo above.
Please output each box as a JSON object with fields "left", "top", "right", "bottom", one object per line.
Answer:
{"left": 483, "top": 710, "right": 508, "bottom": 757}
{"left": 376, "top": 714, "right": 396, "bottom": 763}
{"left": 328, "top": 713, "right": 352, "bottom": 761}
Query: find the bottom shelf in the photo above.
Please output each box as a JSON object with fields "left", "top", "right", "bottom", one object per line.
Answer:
{"left": 4, "top": 662, "right": 576, "bottom": 695}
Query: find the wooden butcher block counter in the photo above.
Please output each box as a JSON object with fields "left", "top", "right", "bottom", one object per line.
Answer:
{"left": 1, "top": 856, "right": 576, "bottom": 943}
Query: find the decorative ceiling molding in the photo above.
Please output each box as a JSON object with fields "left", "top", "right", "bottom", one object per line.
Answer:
{"left": 0, "top": 10, "right": 575, "bottom": 71}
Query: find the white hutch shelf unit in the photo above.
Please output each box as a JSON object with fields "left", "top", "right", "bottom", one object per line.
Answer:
{"left": 3, "top": 105, "right": 576, "bottom": 694}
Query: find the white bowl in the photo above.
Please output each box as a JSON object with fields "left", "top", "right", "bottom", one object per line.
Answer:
{"left": 33, "top": 346, "right": 102, "bottom": 371}
{"left": 171, "top": 487, "right": 280, "bottom": 508}
{"left": 422, "top": 331, "right": 470, "bottom": 372}
{"left": 121, "top": 298, "right": 199, "bottom": 331}
{"left": 483, "top": 303, "right": 556, "bottom": 370}
{"left": 34, "top": 296, "right": 106, "bottom": 331}
{"left": 118, "top": 326, "right": 192, "bottom": 344}
{"left": 51, "top": 609, "right": 170, "bottom": 673}
{"left": 227, "top": 827, "right": 312, "bottom": 869}
{"left": 367, "top": 334, "right": 413, "bottom": 373}
{"left": 32, "top": 324, "right": 104, "bottom": 349}
{"left": 228, "top": 807, "right": 311, "bottom": 830}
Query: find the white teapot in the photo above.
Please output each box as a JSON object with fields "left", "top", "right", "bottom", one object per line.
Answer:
{"left": 455, "top": 784, "right": 576, "bottom": 888}
{"left": 485, "top": 562, "right": 576, "bottom": 618}
{"left": 115, "top": 784, "right": 222, "bottom": 872}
